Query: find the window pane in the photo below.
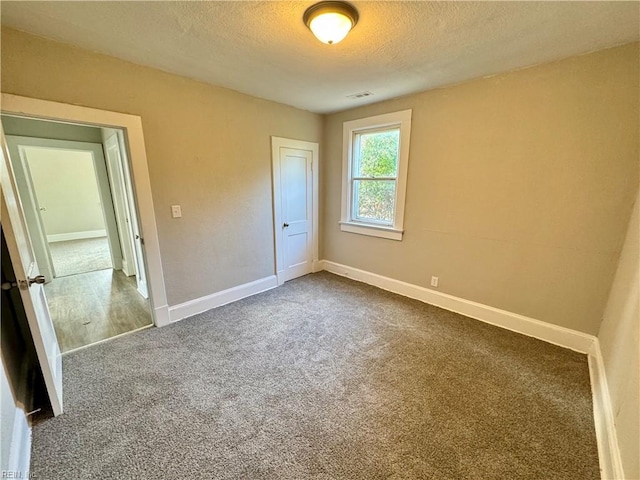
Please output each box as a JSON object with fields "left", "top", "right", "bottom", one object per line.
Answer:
{"left": 353, "top": 180, "right": 396, "bottom": 224}
{"left": 355, "top": 129, "right": 400, "bottom": 178}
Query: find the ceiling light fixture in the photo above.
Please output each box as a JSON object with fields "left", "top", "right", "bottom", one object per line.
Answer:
{"left": 303, "top": 1, "right": 359, "bottom": 45}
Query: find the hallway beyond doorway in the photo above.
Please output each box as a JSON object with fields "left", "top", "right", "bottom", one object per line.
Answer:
{"left": 45, "top": 269, "right": 152, "bottom": 352}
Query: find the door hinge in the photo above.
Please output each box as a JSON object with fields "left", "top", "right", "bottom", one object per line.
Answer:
{"left": 1, "top": 281, "right": 17, "bottom": 291}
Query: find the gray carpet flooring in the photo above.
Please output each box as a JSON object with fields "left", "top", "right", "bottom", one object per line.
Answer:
{"left": 30, "top": 272, "right": 600, "bottom": 479}
{"left": 49, "top": 237, "right": 112, "bottom": 277}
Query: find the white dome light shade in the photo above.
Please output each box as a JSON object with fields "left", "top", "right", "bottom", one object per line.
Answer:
{"left": 304, "top": 1, "right": 359, "bottom": 45}
{"left": 309, "top": 12, "right": 353, "bottom": 44}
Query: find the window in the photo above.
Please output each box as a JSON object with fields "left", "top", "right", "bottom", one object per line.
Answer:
{"left": 340, "top": 109, "right": 412, "bottom": 240}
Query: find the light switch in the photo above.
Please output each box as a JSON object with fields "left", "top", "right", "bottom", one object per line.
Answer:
{"left": 171, "top": 205, "right": 182, "bottom": 218}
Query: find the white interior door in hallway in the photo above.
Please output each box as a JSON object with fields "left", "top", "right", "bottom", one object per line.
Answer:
{"left": 104, "top": 131, "right": 148, "bottom": 299}
{"left": 271, "top": 137, "right": 319, "bottom": 284}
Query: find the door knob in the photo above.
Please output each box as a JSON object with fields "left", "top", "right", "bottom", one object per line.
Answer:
{"left": 28, "top": 275, "right": 46, "bottom": 286}
{"left": 17, "top": 275, "right": 45, "bottom": 289}
{"left": 283, "top": 223, "right": 289, "bottom": 228}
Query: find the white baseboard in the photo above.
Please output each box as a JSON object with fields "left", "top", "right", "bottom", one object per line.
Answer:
{"left": 7, "top": 407, "right": 31, "bottom": 479}
{"left": 168, "top": 275, "right": 278, "bottom": 323}
{"left": 47, "top": 229, "right": 107, "bottom": 243}
{"left": 320, "top": 260, "right": 595, "bottom": 353}
{"left": 588, "top": 341, "right": 624, "bottom": 480}
{"left": 121, "top": 258, "right": 135, "bottom": 277}
{"left": 137, "top": 280, "right": 149, "bottom": 300}
{"left": 154, "top": 305, "right": 171, "bottom": 327}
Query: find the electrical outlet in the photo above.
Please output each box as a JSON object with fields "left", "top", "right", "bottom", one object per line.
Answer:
{"left": 171, "top": 205, "right": 182, "bottom": 218}
{"left": 430, "top": 276, "right": 439, "bottom": 288}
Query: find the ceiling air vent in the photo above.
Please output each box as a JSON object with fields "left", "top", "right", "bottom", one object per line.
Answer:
{"left": 346, "top": 91, "right": 374, "bottom": 99}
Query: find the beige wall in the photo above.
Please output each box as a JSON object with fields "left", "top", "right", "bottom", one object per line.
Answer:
{"left": 1, "top": 28, "right": 637, "bottom": 333}
{"left": 322, "top": 43, "right": 639, "bottom": 334}
{"left": 25, "top": 148, "right": 106, "bottom": 236}
{"left": 1, "top": 28, "right": 323, "bottom": 305}
{"left": 599, "top": 192, "right": 639, "bottom": 480}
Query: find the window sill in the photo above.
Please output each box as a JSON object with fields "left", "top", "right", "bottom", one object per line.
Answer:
{"left": 339, "top": 221, "right": 403, "bottom": 241}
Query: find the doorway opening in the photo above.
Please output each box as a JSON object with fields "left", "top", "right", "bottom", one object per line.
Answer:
{"left": 21, "top": 145, "right": 113, "bottom": 277}
{"left": 2, "top": 93, "right": 168, "bottom": 416}
{"left": 2, "top": 116, "right": 152, "bottom": 353}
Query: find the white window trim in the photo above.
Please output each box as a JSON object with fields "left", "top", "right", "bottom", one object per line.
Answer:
{"left": 340, "top": 109, "right": 412, "bottom": 241}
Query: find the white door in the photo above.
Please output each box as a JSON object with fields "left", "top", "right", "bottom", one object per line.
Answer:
{"left": 104, "top": 134, "right": 136, "bottom": 277}
{"left": 280, "top": 147, "right": 313, "bottom": 281}
{"left": 0, "top": 129, "right": 63, "bottom": 416}
{"left": 113, "top": 131, "right": 148, "bottom": 299}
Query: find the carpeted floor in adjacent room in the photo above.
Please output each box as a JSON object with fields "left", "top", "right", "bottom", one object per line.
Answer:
{"left": 48, "top": 237, "right": 112, "bottom": 277}
{"left": 30, "top": 272, "right": 600, "bottom": 479}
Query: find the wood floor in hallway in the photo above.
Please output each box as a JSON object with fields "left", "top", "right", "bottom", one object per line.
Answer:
{"left": 45, "top": 269, "right": 152, "bottom": 352}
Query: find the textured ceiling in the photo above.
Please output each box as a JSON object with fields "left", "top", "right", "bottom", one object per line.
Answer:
{"left": 1, "top": 1, "right": 639, "bottom": 113}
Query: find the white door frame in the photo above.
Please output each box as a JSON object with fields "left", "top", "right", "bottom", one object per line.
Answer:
{"left": 271, "top": 137, "right": 319, "bottom": 285}
{"left": 1, "top": 93, "right": 170, "bottom": 326}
